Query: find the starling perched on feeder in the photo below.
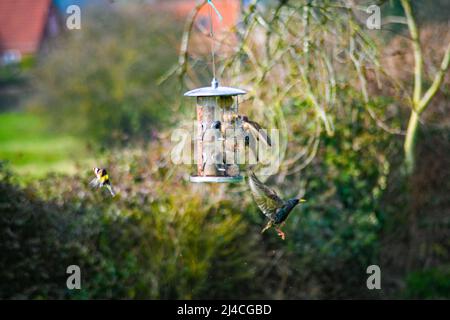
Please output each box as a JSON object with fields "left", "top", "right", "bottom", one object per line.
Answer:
{"left": 224, "top": 114, "right": 272, "bottom": 147}
{"left": 248, "top": 171, "right": 305, "bottom": 240}
{"left": 90, "top": 167, "right": 116, "bottom": 197}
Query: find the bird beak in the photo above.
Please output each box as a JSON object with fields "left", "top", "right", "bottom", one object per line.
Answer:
{"left": 299, "top": 199, "right": 306, "bottom": 203}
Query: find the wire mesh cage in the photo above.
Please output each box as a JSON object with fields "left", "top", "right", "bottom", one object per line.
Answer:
{"left": 185, "top": 80, "right": 246, "bottom": 183}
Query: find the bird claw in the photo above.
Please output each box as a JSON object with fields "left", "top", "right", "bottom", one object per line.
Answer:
{"left": 276, "top": 229, "right": 286, "bottom": 240}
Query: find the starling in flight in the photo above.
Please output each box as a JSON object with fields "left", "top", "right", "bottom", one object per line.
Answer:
{"left": 248, "top": 171, "right": 305, "bottom": 240}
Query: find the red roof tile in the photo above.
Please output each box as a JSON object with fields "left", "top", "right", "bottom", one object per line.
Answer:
{"left": 0, "top": 0, "right": 52, "bottom": 54}
{"left": 159, "top": 0, "right": 240, "bottom": 32}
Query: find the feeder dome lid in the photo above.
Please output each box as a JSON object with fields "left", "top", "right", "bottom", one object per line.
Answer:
{"left": 184, "top": 80, "right": 246, "bottom": 97}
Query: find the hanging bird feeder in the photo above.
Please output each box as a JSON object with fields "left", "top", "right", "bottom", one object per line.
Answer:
{"left": 185, "top": 79, "right": 246, "bottom": 183}
{"left": 184, "top": 1, "right": 247, "bottom": 183}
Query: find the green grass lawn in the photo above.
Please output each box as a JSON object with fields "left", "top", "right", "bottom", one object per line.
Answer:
{"left": 0, "top": 112, "right": 94, "bottom": 178}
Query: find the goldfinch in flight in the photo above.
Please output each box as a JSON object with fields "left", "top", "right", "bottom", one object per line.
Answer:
{"left": 90, "top": 167, "right": 116, "bottom": 197}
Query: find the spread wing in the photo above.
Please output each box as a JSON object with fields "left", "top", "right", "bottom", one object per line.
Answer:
{"left": 89, "top": 178, "right": 100, "bottom": 188}
{"left": 248, "top": 171, "right": 284, "bottom": 219}
{"left": 243, "top": 118, "right": 272, "bottom": 147}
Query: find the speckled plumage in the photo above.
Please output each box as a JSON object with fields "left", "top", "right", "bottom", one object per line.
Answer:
{"left": 248, "top": 171, "right": 305, "bottom": 240}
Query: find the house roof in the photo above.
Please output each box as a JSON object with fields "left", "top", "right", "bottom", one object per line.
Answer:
{"left": 158, "top": 0, "right": 240, "bottom": 33}
{"left": 0, "top": 0, "right": 52, "bottom": 54}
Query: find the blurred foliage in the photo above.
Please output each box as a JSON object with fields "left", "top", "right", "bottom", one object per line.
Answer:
{"left": 0, "top": 0, "right": 448, "bottom": 300}
{"left": 0, "top": 100, "right": 399, "bottom": 299}
{"left": 0, "top": 157, "right": 264, "bottom": 299}
{"left": 30, "top": 7, "right": 182, "bottom": 145}
{"left": 1, "top": 103, "right": 448, "bottom": 299}
{"left": 404, "top": 267, "right": 450, "bottom": 299}
{"left": 250, "top": 91, "right": 396, "bottom": 299}
{"left": 0, "top": 58, "right": 33, "bottom": 112}
{"left": 379, "top": 127, "right": 450, "bottom": 298}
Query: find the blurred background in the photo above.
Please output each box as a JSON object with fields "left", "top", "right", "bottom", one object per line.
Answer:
{"left": 0, "top": 0, "right": 449, "bottom": 299}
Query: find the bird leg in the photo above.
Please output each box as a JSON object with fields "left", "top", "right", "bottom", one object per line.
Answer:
{"left": 275, "top": 227, "right": 286, "bottom": 240}
{"left": 261, "top": 220, "right": 273, "bottom": 234}
{"left": 106, "top": 184, "right": 116, "bottom": 197}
